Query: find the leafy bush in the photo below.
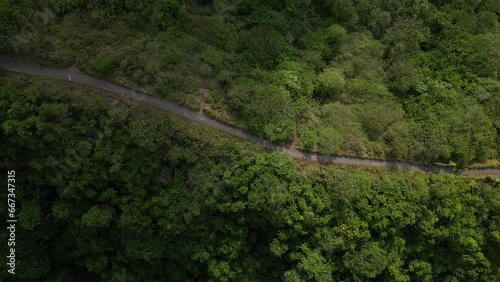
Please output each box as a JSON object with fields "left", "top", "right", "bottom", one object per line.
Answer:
{"left": 89, "top": 55, "right": 112, "bottom": 76}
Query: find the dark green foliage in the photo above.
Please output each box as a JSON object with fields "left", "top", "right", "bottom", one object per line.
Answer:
{"left": 344, "top": 243, "right": 387, "bottom": 278}
{"left": 89, "top": 55, "right": 113, "bottom": 76}
{"left": 227, "top": 80, "right": 295, "bottom": 142}
{"left": 0, "top": 0, "right": 21, "bottom": 52}
{"left": 0, "top": 76, "right": 499, "bottom": 281}
{"left": 3, "top": 0, "right": 499, "bottom": 164}
{"left": 1, "top": 2, "right": 499, "bottom": 280}
{"left": 406, "top": 79, "right": 496, "bottom": 164}
{"left": 241, "top": 27, "right": 290, "bottom": 70}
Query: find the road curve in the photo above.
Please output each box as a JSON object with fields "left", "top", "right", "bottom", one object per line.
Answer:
{"left": 1, "top": 57, "right": 499, "bottom": 176}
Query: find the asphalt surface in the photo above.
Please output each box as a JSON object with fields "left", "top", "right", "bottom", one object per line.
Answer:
{"left": 1, "top": 57, "right": 499, "bottom": 176}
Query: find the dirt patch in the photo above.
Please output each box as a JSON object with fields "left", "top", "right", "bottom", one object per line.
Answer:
{"left": 198, "top": 88, "right": 209, "bottom": 113}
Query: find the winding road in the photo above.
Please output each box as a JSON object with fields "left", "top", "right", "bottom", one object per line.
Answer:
{"left": 1, "top": 57, "right": 499, "bottom": 176}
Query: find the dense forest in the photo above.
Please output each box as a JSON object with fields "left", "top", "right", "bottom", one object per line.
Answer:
{"left": 0, "top": 73, "right": 499, "bottom": 281}
{"left": 1, "top": 0, "right": 500, "bottom": 281}
{"left": 1, "top": 0, "right": 499, "bottom": 166}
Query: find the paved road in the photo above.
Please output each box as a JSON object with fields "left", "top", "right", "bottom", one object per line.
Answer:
{"left": 1, "top": 57, "right": 499, "bottom": 176}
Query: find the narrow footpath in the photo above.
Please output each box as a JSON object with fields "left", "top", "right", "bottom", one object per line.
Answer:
{"left": 1, "top": 57, "right": 499, "bottom": 176}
